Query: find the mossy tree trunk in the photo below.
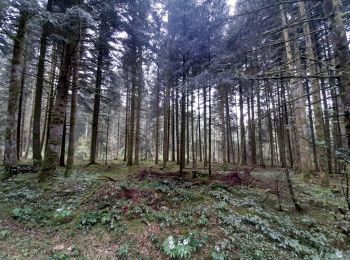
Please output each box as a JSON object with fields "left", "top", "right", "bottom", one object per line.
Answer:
{"left": 38, "top": 41, "right": 78, "bottom": 180}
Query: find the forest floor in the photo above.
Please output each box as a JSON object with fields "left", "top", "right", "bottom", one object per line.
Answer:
{"left": 0, "top": 161, "right": 350, "bottom": 259}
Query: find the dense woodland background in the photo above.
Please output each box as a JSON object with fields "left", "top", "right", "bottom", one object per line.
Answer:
{"left": 1, "top": 0, "right": 350, "bottom": 258}
{"left": 0, "top": 0, "right": 349, "bottom": 181}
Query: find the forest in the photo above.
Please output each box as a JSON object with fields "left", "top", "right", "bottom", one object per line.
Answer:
{"left": 0, "top": 0, "right": 350, "bottom": 258}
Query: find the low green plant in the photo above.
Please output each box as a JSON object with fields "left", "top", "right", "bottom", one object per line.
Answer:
{"left": 116, "top": 244, "right": 129, "bottom": 258}
{"left": 12, "top": 207, "right": 33, "bottom": 221}
{"left": 162, "top": 233, "right": 204, "bottom": 259}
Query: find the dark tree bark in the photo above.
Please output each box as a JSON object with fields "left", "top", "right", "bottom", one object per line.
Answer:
{"left": 4, "top": 11, "right": 28, "bottom": 176}
{"left": 33, "top": 0, "right": 53, "bottom": 166}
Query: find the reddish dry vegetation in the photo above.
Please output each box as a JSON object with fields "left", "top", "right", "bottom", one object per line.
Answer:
{"left": 91, "top": 183, "right": 162, "bottom": 210}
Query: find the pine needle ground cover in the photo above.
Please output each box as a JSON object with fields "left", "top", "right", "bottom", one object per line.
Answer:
{"left": 0, "top": 162, "right": 349, "bottom": 259}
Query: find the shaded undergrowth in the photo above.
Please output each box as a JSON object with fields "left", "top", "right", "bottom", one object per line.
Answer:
{"left": 0, "top": 162, "right": 349, "bottom": 259}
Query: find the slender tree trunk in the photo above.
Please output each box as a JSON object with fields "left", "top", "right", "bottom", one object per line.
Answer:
{"left": 59, "top": 114, "right": 67, "bottom": 167}
{"left": 127, "top": 45, "right": 137, "bottom": 166}
{"left": 90, "top": 39, "right": 104, "bottom": 164}
{"left": 163, "top": 74, "right": 170, "bottom": 168}
{"left": 33, "top": 0, "right": 52, "bottom": 166}
{"left": 4, "top": 11, "right": 28, "bottom": 175}
{"left": 191, "top": 91, "right": 196, "bottom": 170}
{"left": 198, "top": 89, "right": 202, "bottom": 162}
{"left": 257, "top": 82, "right": 264, "bottom": 166}
{"left": 203, "top": 85, "right": 208, "bottom": 167}
{"left": 134, "top": 47, "right": 143, "bottom": 165}
{"left": 208, "top": 84, "right": 212, "bottom": 176}
{"left": 17, "top": 53, "right": 27, "bottom": 161}
{"left": 239, "top": 81, "right": 246, "bottom": 165}
{"left": 155, "top": 67, "right": 160, "bottom": 164}
{"left": 65, "top": 38, "right": 81, "bottom": 176}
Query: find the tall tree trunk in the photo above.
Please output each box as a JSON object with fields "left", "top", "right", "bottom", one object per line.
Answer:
{"left": 65, "top": 38, "right": 81, "bottom": 176}
{"left": 203, "top": 85, "right": 208, "bottom": 167}
{"left": 299, "top": 2, "right": 328, "bottom": 183}
{"left": 208, "top": 84, "right": 212, "bottom": 176}
{"left": 33, "top": 0, "right": 52, "bottom": 166}
{"left": 323, "top": 0, "right": 350, "bottom": 149}
{"left": 44, "top": 45, "right": 58, "bottom": 154}
{"left": 163, "top": 74, "right": 170, "bottom": 168}
{"left": 219, "top": 85, "right": 227, "bottom": 163}
{"left": 127, "top": 45, "right": 137, "bottom": 166}
{"left": 155, "top": 67, "right": 160, "bottom": 164}
{"left": 134, "top": 47, "right": 143, "bottom": 165}
{"left": 239, "top": 81, "right": 246, "bottom": 165}
{"left": 4, "top": 11, "right": 28, "bottom": 175}
{"left": 17, "top": 52, "right": 27, "bottom": 160}
{"left": 257, "top": 82, "right": 264, "bottom": 166}
{"left": 280, "top": 3, "right": 312, "bottom": 172}
{"left": 198, "top": 89, "right": 202, "bottom": 162}
{"left": 90, "top": 40, "right": 104, "bottom": 164}
{"left": 191, "top": 91, "right": 196, "bottom": 170}
{"left": 38, "top": 40, "right": 77, "bottom": 180}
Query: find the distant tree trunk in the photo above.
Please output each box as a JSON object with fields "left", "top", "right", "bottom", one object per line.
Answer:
{"left": 127, "top": 44, "right": 137, "bottom": 166}
{"left": 4, "top": 11, "right": 28, "bottom": 175}
{"left": 59, "top": 114, "right": 67, "bottom": 167}
{"left": 305, "top": 77, "right": 319, "bottom": 171}
{"left": 124, "top": 74, "right": 130, "bottom": 162}
{"left": 33, "top": 0, "right": 52, "bottom": 166}
{"left": 323, "top": 0, "right": 350, "bottom": 149}
{"left": 155, "top": 67, "right": 160, "bottom": 164}
{"left": 191, "top": 91, "right": 196, "bottom": 170}
{"left": 116, "top": 113, "right": 120, "bottom": 159}
{"left": 176, "top": 86, "right": 180, "bottom": 164}
{"left": 90, "top": 37, "right": 104, "bottom": 164}
{"left": 265, "top": 84, "right": 274, "bottom": 166}
{"left": 23, "top": 99, "right": 34, "bottom": 160}
{"left": 219, "top": 85, "right": 227, "bottom": 163}
{"left": 171, "top": 86, "right": 176, "bottom": 162}
{"left": 65, "top": 38, "right": 81, "bottom": 176}
{"left": 257, "top": 82, "right": 264, "bottom": 166}
{"left": 224, "top": 86, "right": 232, "bottom": 163}
{"left": 17, "top": 53, "right": 27, "bottom": 160}
{"left": 203, "top": 85, "right": 208, "bottom": 167}
{"left": 250, "top": 86, "right": 257, "bottom": 165}
{"left": 105, "top": 103, "right": 110, "bottom": 165}
{"left": 208, "top": 84, "right": 212, "bottom": 176}
{"left": 180, "top": 55, "right": 186, "bottom": 174}
{"left": 186, "top": 87, "right": 190, "bottom": 164}
{"left": 134, "top": 47, "right": 143, "bottom": 165}
{"left": 39, "top": 39, "right": 77, "bottom": 180}
{"left": 180, "top": 90, "right": 186, "bottom": 174}
{"left": 197, "top": 89, "right": 202, "bottom": 162}
{"left": 163, "top": 75, "right": 170, "bottom": 168}
{"left": 239, "top": 81, "right": 246, "bottom": 165}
